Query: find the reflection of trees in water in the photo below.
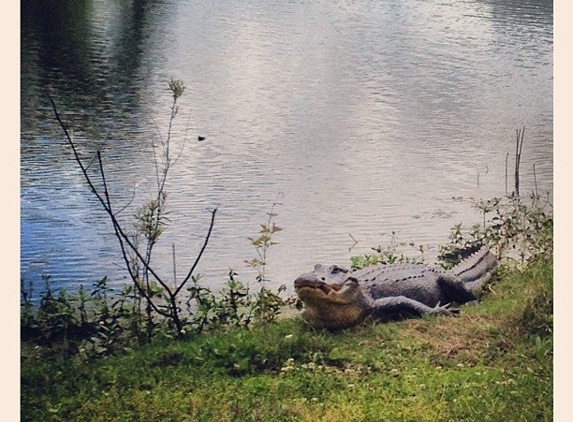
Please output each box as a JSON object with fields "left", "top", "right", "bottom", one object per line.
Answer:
{"left": 475, "top": 0, "right": 553, "bottom": 28}
{"left": 20, "top": 0, "right": 181, "bottom": 291}
{"left": 21, "top": 0, "right": 171, "bottom": 145}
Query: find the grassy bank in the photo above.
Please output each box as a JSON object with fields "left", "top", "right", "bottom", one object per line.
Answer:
{"left": 21, "top": 256, "right": 552, "bottom": 422}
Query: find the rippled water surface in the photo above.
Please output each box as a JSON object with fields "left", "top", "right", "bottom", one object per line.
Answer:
{"left": 21, "top": 0, "right": 553, "bottom": 292}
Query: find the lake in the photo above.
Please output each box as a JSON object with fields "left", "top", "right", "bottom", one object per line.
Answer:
{"left": 21, "top": 0, "right": 553, "bottom": 294}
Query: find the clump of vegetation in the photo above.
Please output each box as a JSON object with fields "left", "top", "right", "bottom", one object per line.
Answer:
{"left": 20, "top": 205, "right": 287, "bottom": 359}
{"left": 440, "top": 192, "right": 552, "bottom": 266}
{"left": 349, "top": 191, "right": 552, "bottom": 273}
{"left": 21, "top": 275, "right": 139, "bottom": 359}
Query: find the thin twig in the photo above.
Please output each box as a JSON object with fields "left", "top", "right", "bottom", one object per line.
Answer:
{"left": 505, "top": 152, "right": 509, "bottom": 196}
{"left": 514, "top": 126, "right": 525, "bottom": 196}
{"left": 533, "top": 163, "right": 538, "bottom": 198}
{"left": 171, "top": 111, "right": 193, "bottom": 167}
{"left": 175, "top": 207, "right": 217, "bottom": 297}
{"left": 348, "top": 233, "right": 358, "bottom": 251}
{"left": 172, "top": 243, "right": 177, "bottom": 286}
{"left": 113, "top": 182, "right": 139, "bottom": 216}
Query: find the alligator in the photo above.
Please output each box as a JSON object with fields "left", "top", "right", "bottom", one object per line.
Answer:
{"left": 294, "top": 246, "right": 498, "bottom": 330}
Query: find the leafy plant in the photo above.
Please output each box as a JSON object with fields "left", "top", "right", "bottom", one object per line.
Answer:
{"left": 245, "top": 200, "right": 286, "bottom": 322}
{"left": 34, "top": 276, "right": 79, "bottom": 343}
{"left": 245, "top": 199, "right": 283, "bottom": 285}
{"left": 439, "top": 192, "right": 552, "bottom": 265}
{"left": 212, "top": 270, "right": 253, "bottom": 328}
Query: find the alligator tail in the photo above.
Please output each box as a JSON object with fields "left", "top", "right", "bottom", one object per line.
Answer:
{"left": 452, "top": 245, "right": 498, "bottom": 293}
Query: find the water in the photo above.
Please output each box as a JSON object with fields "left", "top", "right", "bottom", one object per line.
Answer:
{"left": 21, "top": 0, "right": 553, "bottom": 294}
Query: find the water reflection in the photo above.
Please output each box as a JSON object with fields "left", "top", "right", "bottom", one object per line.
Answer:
{"left": 21, "top": 0, "right": 553, "bottom": 293}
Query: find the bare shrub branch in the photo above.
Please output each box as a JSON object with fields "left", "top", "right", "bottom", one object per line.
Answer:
{"left": 49, "top": 83, "right": 216, "bottom": 336}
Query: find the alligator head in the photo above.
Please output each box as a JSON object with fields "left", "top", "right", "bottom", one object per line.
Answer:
{"left": 294, "top": 264, "right": 369, "bottom": 330}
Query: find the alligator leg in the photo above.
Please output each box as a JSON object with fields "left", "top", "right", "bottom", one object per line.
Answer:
{"left": 369, "top": 296, "right": 458, "bottom": 317}
{"left": 436, "top": 274, "right": 480, "bottom": 303}
{"left": 437, "top": 266, "right": 496, "bottom": 303}
{"left": 450, "top": 246, "right": 498, "bottom": 295}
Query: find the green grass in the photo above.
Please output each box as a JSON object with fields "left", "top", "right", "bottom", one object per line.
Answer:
{"left": 21, "top": 258, "right": 552, "bottom": 422}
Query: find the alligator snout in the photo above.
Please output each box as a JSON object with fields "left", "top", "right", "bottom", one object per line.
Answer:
{"left": 294, "top": 264, "right": 355, "bottom": 294}
{"left": 294, "top": 275, "right": 343, "bottom": 293}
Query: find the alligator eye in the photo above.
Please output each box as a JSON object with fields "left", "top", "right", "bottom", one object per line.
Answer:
{"left": 331, "top": 266, "right": 348, "bottom": 274}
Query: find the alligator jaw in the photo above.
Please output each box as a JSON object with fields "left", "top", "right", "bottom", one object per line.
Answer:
{"left": 295, "top": 275, "right": 366, "bottom": 330}
{"left": 294, "top": 277, "right": 343, "bottom": 296}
